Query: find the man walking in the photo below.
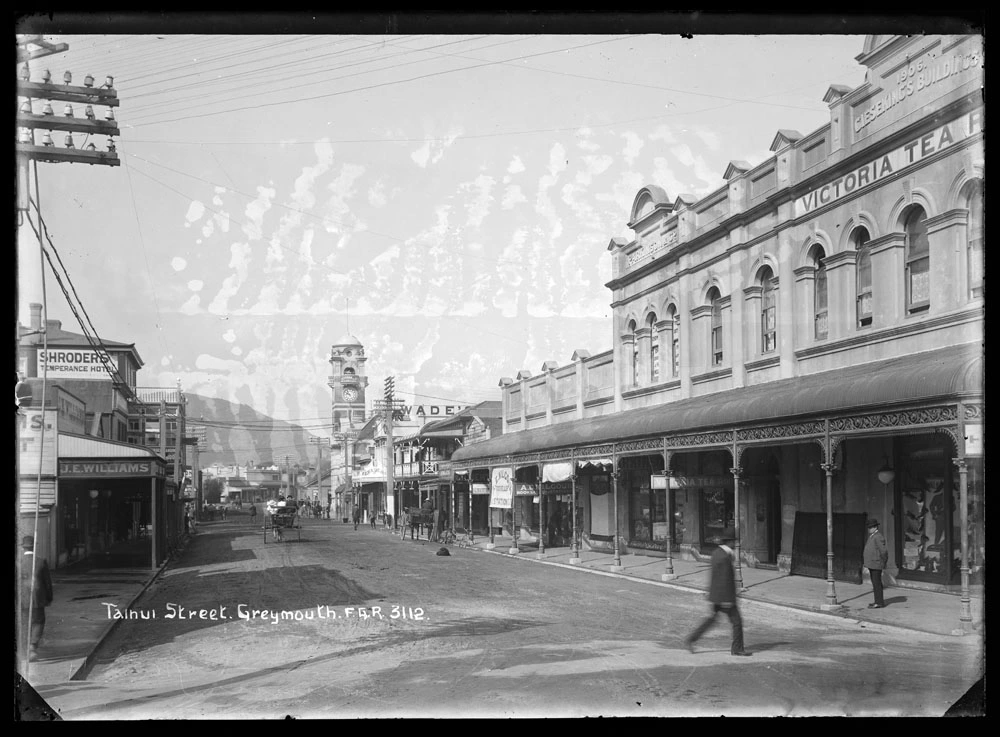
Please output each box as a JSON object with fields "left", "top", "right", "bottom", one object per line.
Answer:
{"left": 353, "top": 506, "right": 362, "bottom": 530}
{"left": 19, "top": 536, "right": 53, "bottom": 661}
{"left": 863, "top": 518, "right": 888, "bottom": 609}
{"left": 685, "top": 529, "right": 751, "bottom": 656}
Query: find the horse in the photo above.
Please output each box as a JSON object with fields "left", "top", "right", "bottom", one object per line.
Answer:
{"left": 401, "top": 507, "right": 434, "bottom": 540}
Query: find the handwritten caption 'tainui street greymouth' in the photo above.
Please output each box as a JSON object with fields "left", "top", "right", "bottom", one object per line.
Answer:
{"left": 103, "top": 603, "right": 426, "bottom": 623}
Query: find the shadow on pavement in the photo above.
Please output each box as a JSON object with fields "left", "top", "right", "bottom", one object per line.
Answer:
{"left": 67, "top": 615, "right": 545, "bottom": 718}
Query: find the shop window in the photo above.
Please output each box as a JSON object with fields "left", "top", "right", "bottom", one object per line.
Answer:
{"left": 967, "top": 183, "right": 983, "bottom": 298}
{"left": 647, "top": 312, "right": 659, "bottom": 383}
{"left": 760, "top": 266, "right": 777, "bottom": 353}
{"left": 904, "top": 206, "right": 930, "bottom": 312}
{"left": 854, "top": 228, "right": 873, "bottom": 327}
{"left": 708, "top": 287, "right": 723, "bottom": 365}
{"left": 898, "top": 436, "right": 954, "bottom": 581}
{"left": 700, "top": 487, "right": 734, "bottom": 551}
{"left": 812, "top": 246, "right": 828, "bottom": 339}
{"left": 629, "top": 483, "right": 668, "bottom": 542}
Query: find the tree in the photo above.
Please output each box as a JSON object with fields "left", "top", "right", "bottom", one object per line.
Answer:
{"left": 203, "top": 477, "right": 224, "bottom": 504}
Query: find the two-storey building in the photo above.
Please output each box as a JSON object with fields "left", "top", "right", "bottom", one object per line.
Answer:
{"left": 451, "top": 34, "right": 983, "bottom": 632}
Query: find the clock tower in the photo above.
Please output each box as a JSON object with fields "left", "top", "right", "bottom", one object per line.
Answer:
{"left": 328, "top": 334, "right": 368, "bottom": 433}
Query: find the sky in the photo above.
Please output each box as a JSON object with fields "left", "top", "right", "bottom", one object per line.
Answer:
{"left": 16, "top": 18, "right": 883, "bottom": 430}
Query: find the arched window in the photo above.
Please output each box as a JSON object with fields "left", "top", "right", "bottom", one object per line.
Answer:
{"left": 905, "top": 207, "right": 930, "bottom": 312}
{"left": 854, "top": 228, "right": 873, "bottom": 328}
{"left": 708, "top": 287, "right": 723, "bottom": 365}
{"left": 760, "top": 267, "right": 777, "bottom": 353}
{"left": 667, "top": 305, "right": 680, "bottom": 378}
{"left": 628, "top": 319, "right": 638, "bottom": 386}
{"left": 968, "top": 183, "right": 983, "bottom": 298}
{"left": 812, "top": 247, "right": 828, "bottom": 340}
{"left": 647, "top": 312, "right": 659, "bottom": 383}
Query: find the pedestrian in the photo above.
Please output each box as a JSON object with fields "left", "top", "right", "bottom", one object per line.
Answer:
{"left": 19, "top": 536, "right": 53, "bottom": 661}
{"left": 353, "top": 507, "right": 361, "bottom": 530}
{"left": 685, "top": 529, "right": 751, "bottom": 656}
{"left": 249, "top": 503, "right": 257, "bottom": 525}
{"left": 863, "top": 518, "right": 889, "bottom": 609}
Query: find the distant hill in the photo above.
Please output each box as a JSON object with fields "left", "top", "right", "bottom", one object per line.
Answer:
{"left": 183, "top": 393, "right": 321, "bottom": 469}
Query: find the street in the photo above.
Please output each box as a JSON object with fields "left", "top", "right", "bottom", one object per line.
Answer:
{"left": 40, "top": 514, "right": 981, "bottom": 719}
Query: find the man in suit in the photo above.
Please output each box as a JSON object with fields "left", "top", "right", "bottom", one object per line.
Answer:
{"left": 19, "top": 535, "right": 54, "bottom": 661}
{"left": 863, "top": 518, "right": 889, "bottom": 608}
{"left": 685, "top": 529, "right": 751, "bottom": 656}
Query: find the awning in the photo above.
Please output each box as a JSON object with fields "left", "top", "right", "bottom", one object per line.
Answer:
{"left": 59, "top": 432, "right": 162, "bottom": 460}
{"left": 58, "top": 432, "right": 167, "bottom": 479}
{"left": 452, "top": 344, "right": 982, "bottom": 463}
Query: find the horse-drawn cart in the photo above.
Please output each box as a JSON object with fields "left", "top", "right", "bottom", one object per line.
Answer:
{"left": 264, "top": 507, "right": 301, "bottom": 543}
{"left": 401, "top": 507, "right": 436, "bottom": 540}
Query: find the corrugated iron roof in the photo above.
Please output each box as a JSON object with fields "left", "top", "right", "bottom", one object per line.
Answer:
{"left": 59, "top": 432, "right": 163, "bottom": 460}
{"left": 452, "top": 344, "right": 982, "bottom": 463}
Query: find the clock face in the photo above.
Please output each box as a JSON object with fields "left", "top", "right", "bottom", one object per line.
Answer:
{"left": 342, "top": 387, "right": 358, "bottom": 402}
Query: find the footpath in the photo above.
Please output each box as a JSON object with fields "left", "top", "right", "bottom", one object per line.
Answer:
{"left": 17, "top": 517, "right": 984, "bottom": 694}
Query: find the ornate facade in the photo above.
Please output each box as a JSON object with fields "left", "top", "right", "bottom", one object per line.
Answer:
{"left": 451, "top": 34, "right": 983, "bottom": 629}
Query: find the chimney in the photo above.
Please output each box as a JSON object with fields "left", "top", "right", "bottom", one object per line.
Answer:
{"left": 45, "top": 319, "right": 62, "bottom": 331}
{"left": 29, "top": 303, "right": 42, "bottom": 330}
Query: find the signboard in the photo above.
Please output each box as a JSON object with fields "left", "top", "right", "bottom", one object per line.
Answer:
{"left": 19, "top": 478, "right": 56, "bottom": 514}
{"left": 853, "top": 45, "right": 983, "bottom": 136}
{"left": 420, "top": 461, "right": 440, "bottom": 475}
{"left": 59, "top": 460, "right": 164, "bottom": 478}
{"left": 18, "top": 408, "right": 57, "bottom": 476}
{"left": 37, "top": 347, "right": 115, "bottom": 380}
{"left": 489, "top": 467, "right": 513, "bottom": 508}
{"left": 796, "top": 107, "right": 983, "bottom": 217}
{"left": 471, "top": 483, "right": 491, "bottom": 495}
{"left": 399, "top": 404, "right": 469, "bottom": 418}
{"left": 964, "top": 423, "right": 983, "bottom": 456}
{"left": 626, "top": 229, "right": 679, "bottom": 268}
{"left": 515, "top": 482, "right": 537, "bottom": 496}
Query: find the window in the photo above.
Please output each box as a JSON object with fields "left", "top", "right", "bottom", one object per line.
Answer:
{"left": 669, "top": 307, "right": 680, "bottom": 378}
{"left": 708, "top": 287, "right": 723, "bottom": 365}
{"left": 647, "top": 313, "right": 659, "bottom": 383}
{"left": 905, "top": 207, "right": 930, "bottom": 312}
{"left": 760, "top": 267, "right": 777, "bottom": 353}
{"left": 812, "top": 247, "right": 828, "bottom": 339}
{"left": 628, "top": 320, "right": 638, "bottom": 386}
{"left": 968, "top": 184, "right": 983, "bottom": 298}
{"left": 854, "top": 228, "right": 873, "bottom": 327}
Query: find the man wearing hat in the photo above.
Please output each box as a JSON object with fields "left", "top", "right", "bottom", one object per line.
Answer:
{"left": 863, "top": 518, "right": 888, "bottom": 608}
{"left": 19, "top": 535, "right": 54, "bottom": 660}
{"left": 685, "top": 528, "right": 751, "bottom": 656}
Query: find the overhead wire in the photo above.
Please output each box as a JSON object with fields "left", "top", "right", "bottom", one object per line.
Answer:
{"left": 25, "top": 200, "right": 139, "bottom": 403}
{"left": 126, "top": 35, "right": 639, "bottom": 129}
{"left": 122, "top": 34, "right": 438, "bottom": 106}
{"left": 124, "top": 35, "right": 521, "bottom": 120}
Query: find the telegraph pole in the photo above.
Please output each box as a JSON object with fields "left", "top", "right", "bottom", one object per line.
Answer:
{"left": 309, "top": 436, "right": 329, "bottom": 509}
{"left": 373, "top": 377, "right": 405, "bottom": 528}
{"left": 17, "top": 38, "right": 121, "bottom": 191}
